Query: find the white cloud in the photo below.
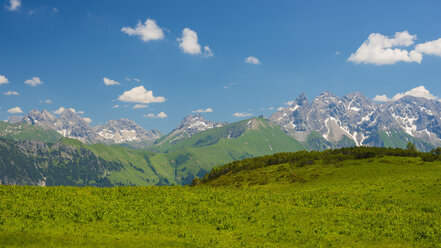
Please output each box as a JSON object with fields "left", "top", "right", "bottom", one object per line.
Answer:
{"left": 415, "top": 38, "right": 441, "bottom": 57}
{"left": 0, "top": 75, "right": 9, "bottom": 85}
{"left": 3, "top": 90, "right": 19, "bottom": 96}
{"left": 178, "top": 28, "right": 200, "bottom": 54}
{"left": 245, "top": 56, "right": 261, "bottom": 65}
{"left": 83, "top": 117, "right": 92, "bottom": 123}
{"left": 118, "top": 86, "right": 165, "bottom": 104}
{"left": 177, "top": 28, "right": 213, "bottom": 57}
{"left": 113, "top": 104, "right": 120, "bottom": 109}
{"left": 53, "top": 107, "right": 79, "bottom": 115}
{"left": 7, "top": 0, "right": 21, "bottom": 11}
{"left": 192, "top": 108, "right": 213, "bottom": 113}
{"left": 103, "top": 77, "right": 121, "bottom": 86}
{"left": 45, "top": 99, "right": 53, "bottom": 104}
{"left": 24, "top": 77, "right": 43, "bottom": 86}
{"left": 277, "top": 107, "right": 284, "bottom": 111}
{"left": 285, "top": 100, "right": 295, "bottom": 106}
{"left": 348, "top": 31, "right": 422, "bottom": 65}
{"left": 391, "top": 86, "right": 437, "bottom": 101}
{"left": 233, "top": 112, "right": 252, "bottom": 118}
{"left": 133, "top": 104, "right": 148, "bottom": 109}
{"left": 203, "top": 46, "right": 213, "bottom": 57}
{"left": 133, "top": 78, "right": 141, "bottom": 83}
{"left": 145, "top": 112, "right": 167, "bottom": 119}
{"left": 260, "top": 107, "right": 274, "bottom": 111}
{"left": 7, "top": 106, "right": 23, "bottom": 113}
{"left": 372, "top": 94, "right": 390, "bottom": 102}
{"left": 373, "top": 86, "right": 437, "bottom": 102}
{"left": 335, "top": 51, "right": 341, "bottom": 55}
{"left": 121, "top": 19, "right": 164, "bottom": 42}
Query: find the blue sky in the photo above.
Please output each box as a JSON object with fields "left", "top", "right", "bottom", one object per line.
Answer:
{"left": 1, "top": 0, "right": 441, "bottom": 133}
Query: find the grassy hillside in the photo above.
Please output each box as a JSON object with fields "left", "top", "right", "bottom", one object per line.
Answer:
{"left": 0, "top": 122, "right": 62, "bottom": 143}
{"left": 1, "top": 148, "right": 441, "bottom": 247}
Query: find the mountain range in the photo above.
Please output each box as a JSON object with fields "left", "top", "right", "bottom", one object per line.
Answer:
{"left": 270, "top": 92, "right": 438, "bottom": 151}
{"left": 10, "top": 109, "right": 161, "bottom": 148}
{"left": 1, "top": 91, "right": 441, "bottom": 186}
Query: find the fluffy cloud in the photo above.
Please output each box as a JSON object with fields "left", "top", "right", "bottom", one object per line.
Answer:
{"left": 113, "top": 104, "right": 120, "bottom": 109}
{"left": 372, "top": 94, "right": 390, "bottom": 102}
{"left": 53, "top": 107, "right": 81, "bottom": 115}
{"left": 245, "top": 56, "right": 261, "bottom": 65}
{"left": 118, "top": 86, "right": 165, "bottom": 104}
{"left": 45, "top": 99, "right": 53, "bottom": 104}
{"left": 121, "top": 19, "right": 164, "bottom": 42}
{"left": 373, "top": 86, "right": 437, "bottom": 102}
{"left": 145, "top": 112, "right": 167, "bottom": 119}
{"left": 232, "top": 112, "right": 252, "bottom": 117}
{"left": 24, "top": 77, "right": 43, "bottom": 86}
{"left": 285, "top": 100, "right": 295, "bottom": 106}
{"left": 192, "top": 108, "right": 213, "bottom": 113}
{"left": 348, "top": 31, "right": 422, "bottom": 65}
{"left": 415, "top": 38, "right": 441, "bottom": 57}
{"left": 7, "top": 106, "right": 23, "bottom": 113}
{"left": 0, "top": 75, "right": 9, "bottom": 85}
{"left": 103, "top": 77, "right": 121, "bottom": 86}
{"left": 3, "top": 90, "right": 18, "bottom": 95}
{"left": 177, "top": 28, "right": 213, "bottom": 57}
{"left": 133, "top": 104, "right": 148, "bottom": 109}
{"left": 7, "top": 0, "right": 21, "bottom": 11}
{"left": 277, "top": 107, "right": 284, "bottom": 111}
{"left": 83, "top": 117, "right": 92, "bottom": 123}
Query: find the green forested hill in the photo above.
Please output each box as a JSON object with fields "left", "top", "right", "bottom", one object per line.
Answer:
{"left": 0, "top": 138, "right": 120, "bottom": 186}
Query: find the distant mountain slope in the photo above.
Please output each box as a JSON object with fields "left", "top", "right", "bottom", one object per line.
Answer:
{"left": 149, "top": 117, "right": 305, "bottom": 184}
{"left": 0, "top": 121, "right": 62, "bottom": 143}
{"left": 93, "top": 118, "right": 161, "bottom": 148}
{"left": 270, "top": 92, "right": 440, "bottom": 151}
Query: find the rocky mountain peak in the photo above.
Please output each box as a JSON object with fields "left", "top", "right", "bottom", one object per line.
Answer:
{"left": 157, "top": 114, "right": 226, "bottom": 145}
{"left": 22, "top": 109, "right": 57, "bottom": 129}
{"left": 313, "top": 91, "right": 339, "bottom": 103}
{"left": 295, "top": 93, "right": 308, "bottom": 106}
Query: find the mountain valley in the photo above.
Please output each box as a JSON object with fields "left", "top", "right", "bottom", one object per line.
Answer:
{"left": 2, "top": 91, "right": 441, "bottom": 186}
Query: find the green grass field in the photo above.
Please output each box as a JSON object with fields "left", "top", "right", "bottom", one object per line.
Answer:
{"left": 1, "top": 154, "right": 441, "bottom": 247}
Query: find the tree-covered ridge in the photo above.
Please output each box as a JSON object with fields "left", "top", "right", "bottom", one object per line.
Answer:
{"left": 197, "top": 145, "right": 441, "bottom": 185}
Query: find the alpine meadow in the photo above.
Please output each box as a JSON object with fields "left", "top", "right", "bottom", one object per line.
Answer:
{"left": 2, "top": 0, "right": 441, "bottom": 247}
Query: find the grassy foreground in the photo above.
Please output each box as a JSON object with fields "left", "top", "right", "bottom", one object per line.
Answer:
{"left": 1, "top": 156, "right": 441, "bottom": 247}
